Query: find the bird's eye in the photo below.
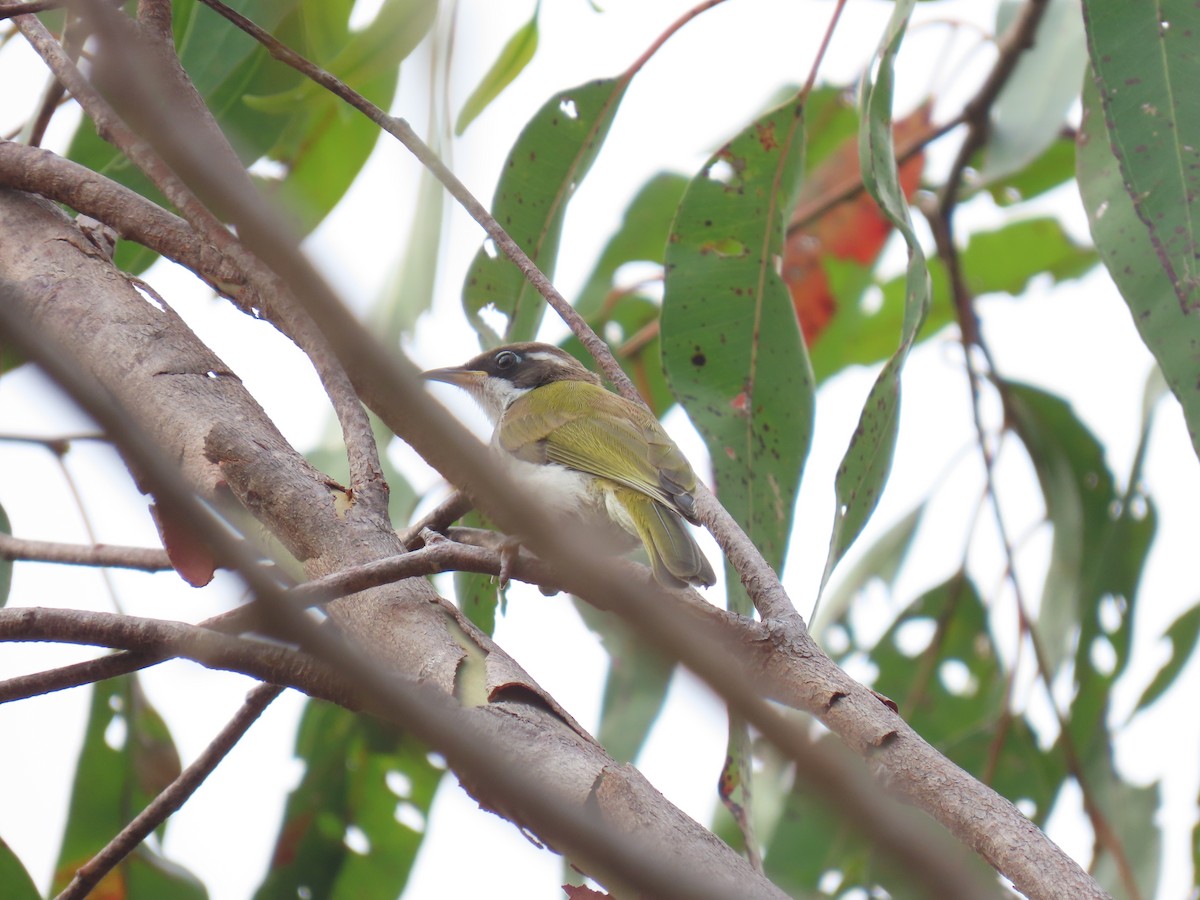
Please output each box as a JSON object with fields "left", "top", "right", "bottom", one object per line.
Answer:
{"left": 494, "top": 350, "right": 519, "bottom": 370}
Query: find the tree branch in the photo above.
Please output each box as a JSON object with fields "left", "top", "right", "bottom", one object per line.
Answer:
{"left": 0, "top": 532, "right": 172, "bottom": 570}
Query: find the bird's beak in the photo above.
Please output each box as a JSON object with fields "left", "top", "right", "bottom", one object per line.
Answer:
{"left": 421, "top": 365, "right": 486, "bottom": 389}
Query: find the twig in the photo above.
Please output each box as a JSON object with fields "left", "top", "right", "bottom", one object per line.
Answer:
{"left": 801, "top": 0, "right": 848, "bottom": 99}
{"left": 0, "top": 0, "right": 64, "bottom": 17}
{"left": 0, "top": 606, "right": 355, "bottom": 705}
{"left": 924, "top": 0, "right": 1140, "bottom": 895}
{"left": 0, "top": 532, "right": 171, "bottom": 570}
{"left": 54, "top": 683, "right": 283, "bottom": 900}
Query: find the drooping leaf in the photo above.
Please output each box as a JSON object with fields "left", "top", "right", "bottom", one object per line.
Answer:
{"left": 455, "top": 4, "right": 540, "bottom": 136}
{"left": 462, "top": 77, "right": 629, "bottom": 346}
{"left": 455, "top": 527, "right": 499, "bottom": 636}
{"left": 0, "top": 837, "right": 40, "bottom": 900}
{"left": 982, "top": 0, "right": 1088, "bottom": 181}
{"left": 255, "top": 701, "right": 441, "bottom": 900}
{"left": 1077, "top": 76, "right": 1200, "bottom": 463}
{"left": 661, "top": 96, "right": 811, "bottom": 614}
{"left": 1077, "top": 747, "right": 1161, "bottom": 900}
{"left": 820, "top": 0, "right": 931, "bottom": 598}
{"left": 53, "top": 676, "right": 203, "bottom": 899}
{"left": 1082, "top": 0, "right": 1200, "bottom": 313}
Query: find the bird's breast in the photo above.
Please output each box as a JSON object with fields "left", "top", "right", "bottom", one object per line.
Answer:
{"left": 492, "top": 446, "right": 639, "bottom": 550}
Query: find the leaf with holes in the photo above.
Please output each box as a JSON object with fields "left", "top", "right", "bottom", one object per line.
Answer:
{"left": 255, "top": 701, "right": 442, "bottom": 900}
{"left": 53, "top": 677, "right": 202, "bottom": 899}
{"left": 463, "top": 78, "right": 628, "bottom": 346}
{"left": 661, "top": 97, "right": 811, "bottom": 613}
{"left": 1005, "top": 382, "right": 1156, "bottom": 742}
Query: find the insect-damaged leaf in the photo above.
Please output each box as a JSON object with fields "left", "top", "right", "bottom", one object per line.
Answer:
{"left": 662, "top": 97, "right": 811, "bottom": 612}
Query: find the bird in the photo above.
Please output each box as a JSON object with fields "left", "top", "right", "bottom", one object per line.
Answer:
{"left": 422, "top": 342, "right": 716, "bottom": 589}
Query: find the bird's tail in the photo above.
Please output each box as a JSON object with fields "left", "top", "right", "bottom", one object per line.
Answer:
{"left": 616, "top": 488, "right": 716, "bottom": 589}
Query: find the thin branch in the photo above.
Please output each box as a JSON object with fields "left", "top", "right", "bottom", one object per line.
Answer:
{"left": 0, "top": 606, "right": 356, "bottom": 706}
{"left": 0, "top": 532, "right": 172, "bottom": 570}
{"left": 55, "top": 683, "right": 283, "bottom": 900}
{"left": 801, "top": 0, "right": 848, "bottom": 99}
{"left": 620, "top": 0, "right": 730, "bottom": 82}
{"left": 0, "top": 0, "right": 65, "bottom": 17}
{"left": 924, "top": 0, "right": 1140, "bottom": 894}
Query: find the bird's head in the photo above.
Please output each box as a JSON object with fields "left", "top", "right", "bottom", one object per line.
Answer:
{"left": 422, "top": 342, "right": 601, "bottom": 423}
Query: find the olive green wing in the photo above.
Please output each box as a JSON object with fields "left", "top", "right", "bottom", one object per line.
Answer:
{"left": 499, "top": 381, "right": 700, "bottom": 519}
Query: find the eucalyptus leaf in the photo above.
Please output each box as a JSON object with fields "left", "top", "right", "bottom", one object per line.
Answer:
{"left": 455, "top": 5, "right": 540, "bottom": 136}
{"left": 1078, "top": 75, "right": 1200, "bottom": 463}
{"left": 983, "top": 0, "right": 1087, "bottom": 181}
{"left": 661, "top": 96, "right": 811, "bottom": 615}
{"left": 462, "top": 77, "right": 628, "bottom": 346}
{"left": 1082, "top": 0, "right": 1200, "bottom": 312}
{"left": 820, "top": 0, "right": 931, "bottom": 603}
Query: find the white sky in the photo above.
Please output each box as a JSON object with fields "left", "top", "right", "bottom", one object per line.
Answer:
{"left": 1, "top": 1, "right": 1197, "bottom": 898}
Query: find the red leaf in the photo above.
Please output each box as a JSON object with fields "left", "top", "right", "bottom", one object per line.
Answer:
{"left": 785, "top": 103, "right": 930, "bottom": 344}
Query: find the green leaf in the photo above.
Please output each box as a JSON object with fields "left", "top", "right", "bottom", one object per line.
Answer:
{"left": 462, "top": 77, "right": 628, "bottom": 346}
{"left": 0, "top": 501, "right": 11, "bottom": 608}
{"left": 255, "top": 702, "right": 442, "bottom": 900}
{"left": 820, "top": 0, "right": 931, "bottom": 597}
{"left": 248, "top": 0, "right": 436, "bottom": 234}
{"left": 53, "top": 677, "right": 203, "bottom": 899}
{"left": 455, "top": 4, "right": 540, "bottom": 136}
{"left": 1082, "top": 0, "right": 1200, "bottom": 312}
{"left": 454, "top": 524, "right": 498, "bottom": 636}
{"left": 1134, "top": 601, "right": 1200, "bottom": 712}
{"left": 0, "top": 837, "right": 40, "bottom": 900}
{"left": 575, "top": 600, "right": 672, "bottom": 764}
{"left": 1004, "top": 382, "right": 1156, "bottom": 744}
{"left": 982, "top": 0, "right": 1087, "bottom": 181}
{"left": 372, "top": 159, "right": 446, "bottom": 344}
{"left": 1078, "top": 76, "right": 1200, "bottom": 463}
{"left": 1078, "top": 754, "right": 1161, "bottom": 900}
{"left": 661, "top": 96, "right": 811, "bottom": 615}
